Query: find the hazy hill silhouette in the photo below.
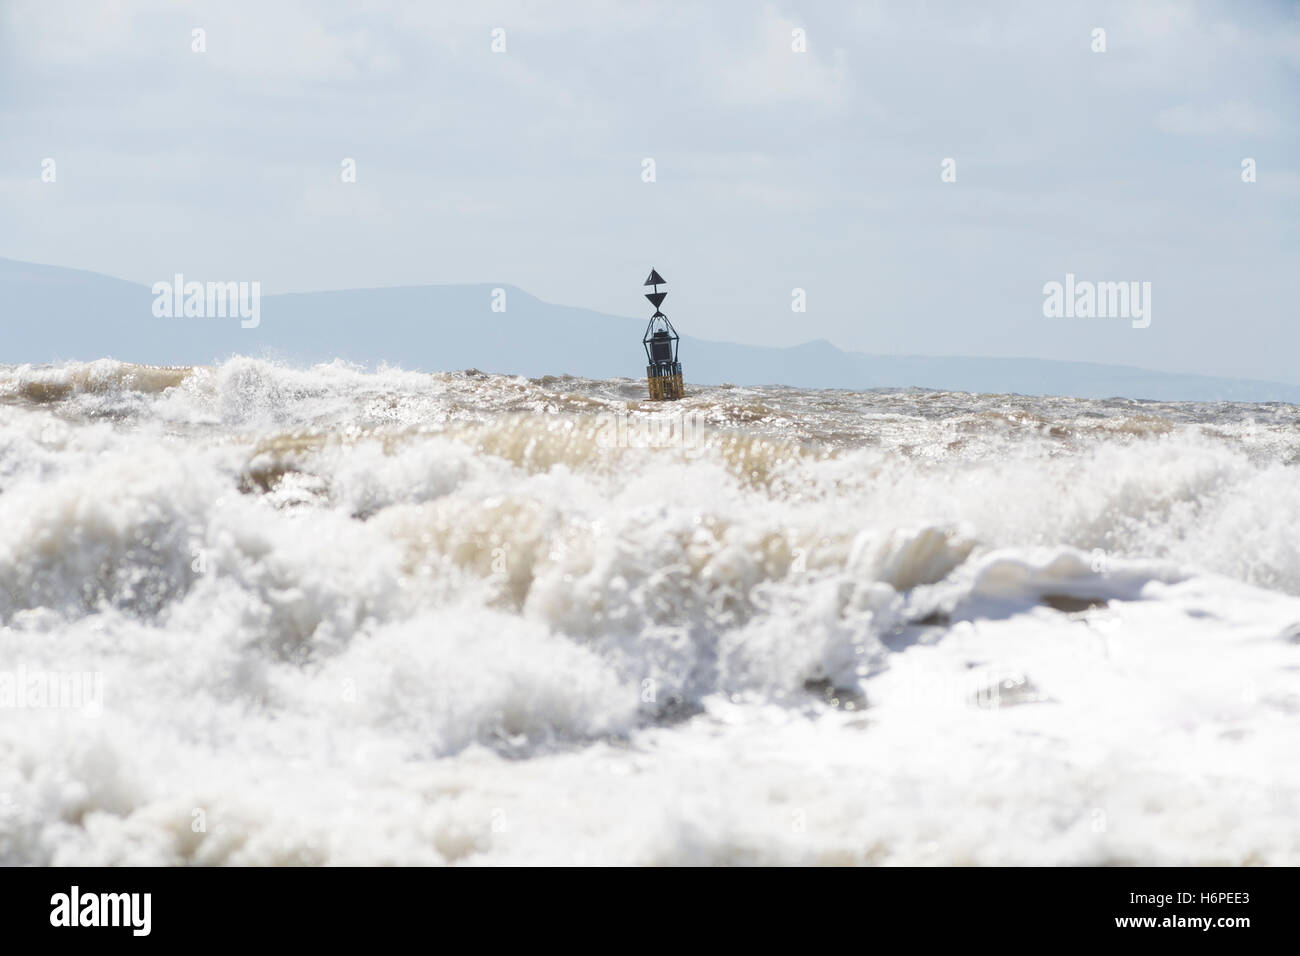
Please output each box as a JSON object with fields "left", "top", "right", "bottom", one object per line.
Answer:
{"left": 4, "top": 257, "right": 1298, "bottom": 403}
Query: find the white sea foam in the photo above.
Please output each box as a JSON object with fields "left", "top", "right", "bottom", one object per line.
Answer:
{"left": 0, "top": 358, "right": 1297, "bottom": 864}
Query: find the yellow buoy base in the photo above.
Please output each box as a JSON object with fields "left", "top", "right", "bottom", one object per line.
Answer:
{"left": 647, "top": 370, "right": 684, "bottom": 401}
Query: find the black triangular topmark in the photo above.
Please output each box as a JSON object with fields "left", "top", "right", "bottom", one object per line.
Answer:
{"left": 645, "top": 291, "right": 667, "bottom": 308}
{"left": 644, "top": 268, "right": 666, "bottom": 287}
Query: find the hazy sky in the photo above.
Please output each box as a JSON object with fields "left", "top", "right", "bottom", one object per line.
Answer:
{"left": 2, "top": 1, "right": 1297, "bottom": 382}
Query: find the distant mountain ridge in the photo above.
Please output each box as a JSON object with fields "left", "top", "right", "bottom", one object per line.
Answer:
{"left": 3, "top": 256, "right": 1298, "bottom": 403}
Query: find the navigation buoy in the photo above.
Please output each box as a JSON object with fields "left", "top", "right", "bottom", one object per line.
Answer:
{"left": 642, "top": 268, "right": 684, "bottom": 400}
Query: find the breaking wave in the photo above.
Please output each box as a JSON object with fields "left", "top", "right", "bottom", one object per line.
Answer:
{"left": 1, "top": 358, "right": 1298, "bottom": 865}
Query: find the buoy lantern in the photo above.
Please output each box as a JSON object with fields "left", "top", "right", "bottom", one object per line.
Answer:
{"left": 642, "top": 268, "right": 684, "bottom": 400}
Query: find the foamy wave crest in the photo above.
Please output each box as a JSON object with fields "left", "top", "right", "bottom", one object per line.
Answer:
{"left": 1, "top": 357, "right": 1298, "bottom": 865}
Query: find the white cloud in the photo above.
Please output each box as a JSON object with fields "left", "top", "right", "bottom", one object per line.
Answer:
{"left": 716, "top": 4, "right": 852, "bottom": 108}
{"left": 5, "top": 0, "right": 173, "bottom": 65}
{"left": 1156, "top": 101, "right": 1282, "bottom": 136}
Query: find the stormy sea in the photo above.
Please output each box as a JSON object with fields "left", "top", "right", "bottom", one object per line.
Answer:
{"left": 1, "top": 357, "right": 1297, "bottom": 865}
